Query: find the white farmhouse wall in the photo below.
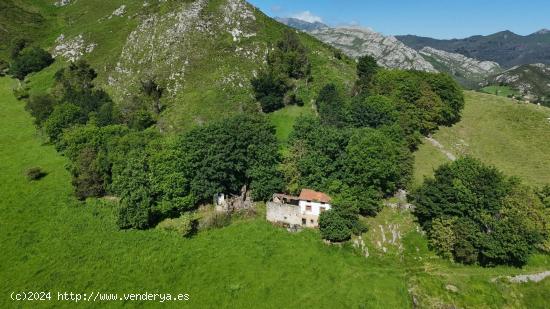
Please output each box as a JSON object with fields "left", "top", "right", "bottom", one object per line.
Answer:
{"left": 298, "top": 200, "right": 331, "bottom": 216}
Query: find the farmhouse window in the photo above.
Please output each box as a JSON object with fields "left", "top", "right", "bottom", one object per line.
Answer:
{"left": 302, "top": 218, "right": 306, "bottom": 225}
{"left": 320, "top": 207, "right": 326, "bottom": 213}
{"left": 306, "top": 205, "right": 312, "bottom": 212}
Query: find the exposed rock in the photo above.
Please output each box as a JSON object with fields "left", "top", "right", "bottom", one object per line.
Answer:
{"left": 52, "top": 34, "right": 96, "bottom": 62}
{"left": 445, "top": 284, "right": 459, "bottom": 293}
{"left": 488, "top": 63, "right": 550, "bottom": 104}
{"left": 309, "top": 27, "right": 437, "bottom": 72}
{"left": 109, "top": 5, "right": 127, "bottom": 19}
{"left": 420, "top": 47, "right": 501, "bottom": 82}
{"left": 508, "top": 271, "right": 550, "bottom": 283}
{"left": 54, "top": 0, "right": 71, "bottom": 7}
{"left": 111, "top": 0, "right": 260, "bottom": 100}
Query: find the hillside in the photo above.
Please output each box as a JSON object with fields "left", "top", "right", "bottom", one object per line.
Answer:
{"left": 397, "top": 30, "right": 550, "bottom": 68}
{"left": 414, "top": 91, "right": 550, "bottom": 187}
{"left": 2, "top": 76, "right": 550, "bottom": 308}
{"left": 483, "top": 63, "right": 550, "bottom": 106}
{"left": 6, "top": 0, "right": 356, "bottom": 132}
{"left": 419, "top": 47, "right": 502, "bottom": 88}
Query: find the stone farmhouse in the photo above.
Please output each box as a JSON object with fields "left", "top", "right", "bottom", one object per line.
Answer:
{"left": 266, "top": 189, "right": 332, "bottom": 228}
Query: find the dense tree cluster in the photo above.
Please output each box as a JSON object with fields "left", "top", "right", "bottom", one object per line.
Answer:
{"left": 288, "top": 56, "right": 464, "bottom": 242}
{"left": 57, "top": 114, "right": 281, "bottom": 229}
{"left": 251, "top": 30, "right": 310, "bottom": 113}
{"left": 412, "top": 157, "right": 550, "bottom": 266}
{"left": 9, "top": 45, "right": 53, "bottom": 80}
{"left": 23, "top": 60, "right": 119, "bottom": 142}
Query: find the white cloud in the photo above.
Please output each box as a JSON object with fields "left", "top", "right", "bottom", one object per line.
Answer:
{"left": 291, "top": 11, "right": 323, "bottom": 23}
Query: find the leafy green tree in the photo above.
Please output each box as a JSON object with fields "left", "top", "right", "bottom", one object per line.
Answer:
{"left": 316, "top": 84, "right": 348, "bottom": 128}
{"left": 268, "top": 29, "right": 311, "bottom": 79}
{"left": 9, "top": 47, "right": 53, "bottom": 80}
{"left": 428, "top": 217, "right": 457, "bottom": 260}
{"left": 44, "top": 103, "right": 83, "bottom": 141}
{"left": 355, "top": 55, "right": 379, "bottom": 95}
{"left": 71, "top": 146, "right": 106, "bottom": 200}
{"left": 421, "top": 72, "right": 465, "bottom": 125}
{"left": 25, "top": 94, "right": 57, "bottom": 127}
{"left": 114, "top": 153, "right": 153, "bottom": 229}
{"left": 287, "top": 115, "right": 352, "bottom": 190}
{"left": 178, "top": 114, "right": 282, "bottom": 203}
{"left": 349, "top": 95, "right": 398, "bottom": 128}
{"left": 251, "top": 70, "right": 289, "bottom": 113}
{"left": 53, "top": 60, "right": 116, "bottom": 126}
{"left": 345, "top": 128, "right": 412, "bottom": 195}
{"left": 412, "top": 157, "right": 548, "bottom": 266}
{"left": 319, "top": 210, "right": 352, "bottom": 242}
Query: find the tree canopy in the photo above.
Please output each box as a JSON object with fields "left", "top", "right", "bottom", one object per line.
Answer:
{"left": 412, "top": 157, "right": 549, "bottom": 266}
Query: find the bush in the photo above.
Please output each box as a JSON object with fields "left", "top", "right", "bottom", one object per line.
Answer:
{"left": 251, "top": 70, "right": 288, "bottom": 113}
{"left": 198, "top": 211, "right": 231, "bottom": 231}
{"left": 9, "top": 47, "right": 53, "bottom": 80}
{"left": 25, "top": 94, "right": 56, "bottom": 126}
{"left": 13, "top": 85, "right": 29, "bottom": 100}
{"left": 319, "top": 210, "right": 352, "bottom": 242}
{"left": 157, "top": 213, "right": 198, "bottom": 237}
{"left": 26, "top": 167, "right": 46, "bottom": 181}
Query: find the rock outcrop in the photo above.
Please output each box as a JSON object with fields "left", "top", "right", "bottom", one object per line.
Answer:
{"left": 420, "top": 47, "right": 501, "bottom": 83}
{"left": 309, "top": 26, "right": 437, "bottom": 72}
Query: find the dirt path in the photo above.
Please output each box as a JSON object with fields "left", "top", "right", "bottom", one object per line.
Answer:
{"left": 425, "top": 137, "right": 456, "bottom": 161}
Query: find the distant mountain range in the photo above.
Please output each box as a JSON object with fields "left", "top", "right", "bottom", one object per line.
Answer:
{"left": 277, "top": 18, "right": 550, "bottom": 101}
{"left": 275, "top": 17, "right": 328, "bottom": 32}
{"left": 396, "top": 30, "right": 550, "bottom": 68}
{"left": 277, "top": 18, "right": 506, "bottom": 88}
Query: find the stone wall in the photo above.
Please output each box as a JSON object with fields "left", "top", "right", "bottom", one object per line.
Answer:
{"left": 266, "top": 202, "right": 302, "bottom": 226}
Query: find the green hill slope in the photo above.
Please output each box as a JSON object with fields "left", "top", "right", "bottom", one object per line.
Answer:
{"left": 414, "top": 91, "right": 550, "bottom": 187}
{"left": 6, "top": 0, "right": 355, "bottom": 132}
{"left": 2, "top": 76, "right": 550, "bottom": 308}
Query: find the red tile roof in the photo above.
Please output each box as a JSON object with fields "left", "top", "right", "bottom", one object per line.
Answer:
{"left": 299, "top": 189, "right": 331, "bottom": 203}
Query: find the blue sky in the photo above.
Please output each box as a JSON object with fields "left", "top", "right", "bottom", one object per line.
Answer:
{"left": 248, "top": 0, "right": 550, "bottom": 39}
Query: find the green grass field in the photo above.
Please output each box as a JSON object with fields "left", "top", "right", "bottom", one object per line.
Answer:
{"left": 2, "top": 77, "right": 550, "bottom": 308}
{"left": 480, "top": 85, "right": 519, "bottom": 98}
{"left": 414, "top": 91, "right": 550, "bottom": 187}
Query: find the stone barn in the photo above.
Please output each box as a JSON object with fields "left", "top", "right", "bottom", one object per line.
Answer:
{"left": 266, "top": 189, "right": 332, "bottom": 228}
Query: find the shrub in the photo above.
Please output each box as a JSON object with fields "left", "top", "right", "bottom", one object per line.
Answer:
{"left": 13, "top": 85, "right": 29, "bottom": 100}
{"left": 157, "top": 213, "right": 198, "bottom": 237}
{"left": 26, "top": 167, "right": 46, "bottom": 181}
{"left": 198, "top": 211, "right": 231, "bottom": 231}
{"left": 251, "top": 71, "right": 288, "bottom": 113}
{"left": 9, "top": 47, "right": 53, "bottom": 80}
{"left": 25, "top": 94, "right": 56, "bottom": 126}
{"left": 319, "top": 210, "right": 352, "bottom": 242}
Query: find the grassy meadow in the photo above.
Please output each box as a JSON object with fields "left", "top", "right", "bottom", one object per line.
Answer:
{"left": 480, "top": 85, "right": 519, "bottom": 98}
{"left": 414, "top": 91, "right": 550, "bottom": 187}
{"left": 2, "top": 76, "right": 550, "bottom": 308}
